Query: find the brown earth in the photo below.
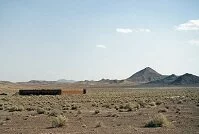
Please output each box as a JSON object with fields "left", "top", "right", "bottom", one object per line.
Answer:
{"left": 0, "top": 83, "right": 199, "bottom": 134}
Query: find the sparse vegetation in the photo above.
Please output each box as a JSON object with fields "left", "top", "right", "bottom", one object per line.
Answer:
{"left": 148, "top": 102, "right": 156, "bottom": 107}
{"left": 48, "top": 109, "right": 62, "bottom": 117}
{"left": 145, "top": 113, "right": 171, "bottom": 128}
{"left": 95, "top": 121, "right": 104, "bottom": 128}
{"left": 37, "top": 107, "right": 45, "bottom": 114}
{"left": 0, "top": 87, "right": 198, "bottom": 133}
{"left": 158, "top": 108, "right": 168, "bottom": 113}
{"left": 51, "top": 115, "right": 67, "bottom": 128}
{"left": 94, "top": 109, "right": 100, "bottom": 114}
{"left": 7, "top": 105, "right": 19, "bottom": 112}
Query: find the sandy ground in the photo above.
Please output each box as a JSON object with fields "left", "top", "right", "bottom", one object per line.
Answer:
{"left": 0, "top": 86, "right": 199, "bottom": 134}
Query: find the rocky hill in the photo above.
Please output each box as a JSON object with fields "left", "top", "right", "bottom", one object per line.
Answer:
{"left": 126, "top": 67, "right": 165, "bottom": 83}
{"left": 171, "top": 73, "right": 199, "bottom": 85}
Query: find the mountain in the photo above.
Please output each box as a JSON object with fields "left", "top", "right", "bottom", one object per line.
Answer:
{"left": 171, "top": 73, "right": 199, "bottom": 85}
{"left": 26, "top": 80, "right": 56, "bottom": 84}
{"left": 0, "top": 81, "right": 14, "bottom": 84}
{"left": 56, "top": 79, "right": 76, "bottom": 83}
{"left": 148, "top": 74, "right": 178, "bottom": 85}
{"left": 126, "top": 67, "right": 165, "bottom": 83}
{"left": 98, "top": 79, "right": 124, "bottom": 84}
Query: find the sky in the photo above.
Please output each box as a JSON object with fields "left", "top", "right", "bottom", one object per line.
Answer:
{"left": 0, "top": 0, "right": 199, "bottom": 82}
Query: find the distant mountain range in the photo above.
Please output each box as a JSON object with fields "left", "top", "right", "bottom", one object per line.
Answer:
{"left": 56, "top": 79, "right": 76, "bottom": 83}
{"left": 126, "top": 67, "right": 199, "bottom": 86}
{"left": 1, "top": 67, "right": 199, "bottom": 86}
{"left": 15, "top": 79, "right": 76, "bottom": 85}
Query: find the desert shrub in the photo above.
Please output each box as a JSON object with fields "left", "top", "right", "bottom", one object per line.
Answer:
{"left": 26, "top": 106, "right": 35, "bottom": 111}
{"left": 0, "top": 120, "right": 4, "bottom": 125}
{"left": 158, "top": 108, "right": 168, "bottom": 113}
{"left": 165, "top": 105, "right": 169, "bottom": 109}
{"left": 7, "top": 106, "right": 18, "bottom": 112}
{"left": 95, "top": 121, "right": 104, "bottom": 128}
{"left": 1, "top": 97, "right": 9, "bottom": 101}
{"left": 77, "top": 110, "right": 82, "bottom": 114}
{"left": 45, "top": 107, "right": 52, "bottom": 111}
{"left": 37, "top": 107, "right": 45, "bottom": 114}
{"left": 82, "top": 124, "right": 87, "bottom": 128}
{"left": 119, "top": 104, "right": 124, "bottom": 109}
{"left": 94, "top": 110, "right": 100, "bottom": 114}
{"left": 114, "top": 105, "right": 119, "bottom": 110}
{"left": 145, "top": 113, "right": 171, "bottom": 128}
{"left": 5, "top": 116, "right": 11, "bottom": 120}
{"left": 102, "top": 103, "right": 110, "bottom": 109}
{"left": 124, "top": 103, "right": 134, "bottom": 111}
{"left": 118, "top": 103, "right": 137, "bottom": 112}
{"left": 71, "top": 104, "right": 78, "bottom": 110}
{"left": 138, "top": 100, "right": 147, "bottom": 108}
{"left": 135, "top": 103, "right": 141, "bottom": 109}
{"left": 118, "top": 109, "right": 126, "bottom": 112}
{"left": 177, "top": 100, "right": 183, "bottom": 104}
{"left": 106, "top": 112, "right": 119, "bottom": 117}
{"left": 148, "top": 102, "right": 156, "bottom": 107}
{"left": 156, "top": 101, "right": 163, "bottom": 105}
{"left": 51, "top": 115, "right": 67, "bottom": 128}
{"left": 92, "top": 102, "right": 98, "bottom": 107}
{"left": 63, "top": 107, "right": 70, "bottom": 110}
{"left": 48, "top": 109, "right": 62, "bottom": 117}
{"left": 17, "top": 105, "right": 24, "bottom": 111}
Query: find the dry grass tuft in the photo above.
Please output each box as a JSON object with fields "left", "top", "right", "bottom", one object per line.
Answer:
{"left": 37, "top": 107, "right": 45, "bottom": 114}
{"left": 145, "top": 113, "right": 171, "bottom": 128}
{"left": 51, "top": 115, "right": 67, "bottom": 128}
{"left": 95, "top": 121, "right": 104, "bottom": 128}
{"left": 94, "top": 110, "right": 100, "bottom": 114}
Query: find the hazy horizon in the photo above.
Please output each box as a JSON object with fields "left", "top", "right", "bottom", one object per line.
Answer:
{"left": 0, "top": 0, "right": 199, "bottom": 82}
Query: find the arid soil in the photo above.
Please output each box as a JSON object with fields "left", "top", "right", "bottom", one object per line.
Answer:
{"left": 0, "top": 85, "right": 199, "bottom": 134}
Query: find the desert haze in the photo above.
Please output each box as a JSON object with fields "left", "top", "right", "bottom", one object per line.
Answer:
{"left": 0, "top": 67, "right": 199, "bottom": 134}
{"left": 1, "top": 0, "right": 199, "bottom": 134}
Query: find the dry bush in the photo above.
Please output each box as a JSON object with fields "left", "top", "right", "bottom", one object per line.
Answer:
{"left": 71, "top": 104, "right": 78, "bottom": 110}
{"left": 124, "top": 103, "right": 134, "bottom": 111}
{"left": 94, "top": 110, "right": 100, "bottom": 114}
{"left": 77, "top": 110, "right": 82, "bottom": 114}
{"left": 114, "top": 105, "right": 119, "bottom": 110}
{"left": 17, "top": 105, "right": 25, "bottom": 111}
{"left": 0, "top": 106, "right": 3, "bottom": 110}
{"left": 0, "top": 120, "right": 4, "bottom": 125}
{"left": 7, "top": 106, "right": 18, "bottom": 112}
{"left": 177, "top": 100, "right": 183, "bottom": 104}
{"left": 51, "top": 115, "right": 67, "bottom": 128}
{"left": 156, "top": 100, "right": 163, "bottom": 105}
{"left": 95, "top": 121, "right": 104, "bottom": 128}
{"left": 145, "top": 113, "right": 171, "bottom": 128}
{"left": 148, "top": 102, "right": 156, "bottom": 107}
{"left": 48, "top": 109, "right": 62, "bottom": 117}
{"left": 37, "top": 107, "right": 45, "bottom": 114}
{"left": 118, "top": 103, "right": 138, "bottom": 112}
{"left": 5, "top": 116, "right": 11, "bottom": 120}
{"left": 102, "top": 103, "right": 111, "bottom": 109}
{"left": 92, "top": 102, "right": 98, "bottom": 107}
{"left": 106, "top": 112, "right": 119, "bottom": 117}
{"left": 138, "top": 100, "right": 147, "bottom": 108}
{"left": 26, "top": 106, "right": 35, "bottom": 111}
{"left": 82, "top": 124, "right": 87, "bottom": 128}
{"left": 158, "top": 108, "right": 168, "bottom": 113}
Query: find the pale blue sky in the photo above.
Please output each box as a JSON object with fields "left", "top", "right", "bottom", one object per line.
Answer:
{"left": 0, "top": 0, "right": 199, "bottom": 82}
